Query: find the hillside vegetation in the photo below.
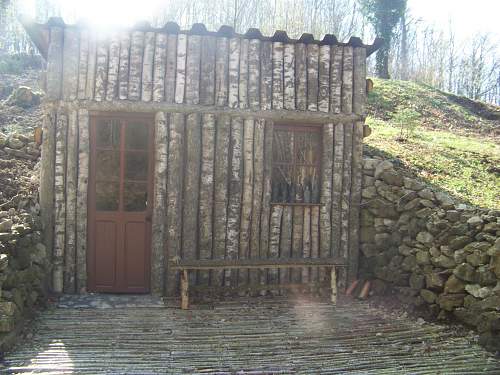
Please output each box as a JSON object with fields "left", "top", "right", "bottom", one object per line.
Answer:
{"left": 365, "top": 78, "right": 500, "bottom": 209}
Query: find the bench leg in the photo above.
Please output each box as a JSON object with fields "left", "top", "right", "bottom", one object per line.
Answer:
{"left": 181, "top": 269, "right": 189, "bottom": 310}
{"left": 330, "top": 267, "right": 337, "bottom": 305}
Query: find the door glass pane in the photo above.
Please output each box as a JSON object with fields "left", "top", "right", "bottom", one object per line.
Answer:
{"left": 96, "top": 119, "right": 121, "bottom": 149}
{"left": 96, "top": 150, "right": 120, "bottom": 181}
{"left": 124, "top": 182, "right": 148, "bottom": 211}
{"left": 96, "top": 182, "right": 119, "bottom": 210}
{"left": 125, "top": 152, "right": 148, "bottom": 181}
{"left": 125, "top": 122, "right": 149, "bottom": 150}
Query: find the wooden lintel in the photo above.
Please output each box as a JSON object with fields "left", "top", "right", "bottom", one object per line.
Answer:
{"left": 56, "top": 100, "right": 364, "bottom": 124}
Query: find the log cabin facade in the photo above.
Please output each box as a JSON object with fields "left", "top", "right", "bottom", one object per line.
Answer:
{"left": 22, "top": 17, "right": 381, "bottom": 296}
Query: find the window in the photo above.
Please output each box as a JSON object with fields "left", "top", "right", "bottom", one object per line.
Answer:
{"left": 271, "top": 125, "right": 321, "bottom": 204}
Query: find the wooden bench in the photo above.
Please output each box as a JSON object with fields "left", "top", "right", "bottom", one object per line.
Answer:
{"left": 168, "top": 258, "right": 346, "bottom": 309}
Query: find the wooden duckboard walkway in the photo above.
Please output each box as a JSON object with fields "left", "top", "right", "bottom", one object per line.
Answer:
{"left": 4, "top": 297, "right": 499, "bottom": 374}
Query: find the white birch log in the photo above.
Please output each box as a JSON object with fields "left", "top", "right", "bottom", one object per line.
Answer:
{"left": 302, "top": 206, "right": 311, "bottom": 282}
{"left": 306, "top": 43, "right": 319, "bottom": 111}
{"left": 341, "top": 122, "right": 353, "bottom": 259}
{"left": 330, "top": 46, "right": 343, "bottom": 114}
{"left": 353, "top": 47, "right": 367, "bottom": 115}
{"left": 62, "top": 27, "right": 79, "bottom": 100}
{"left": 76, "top": 109, "right": 89, "bottom": 293}
{"left": 200, "top": 35, "right": 216, "bottom": 105}
{"left": 272, "top": 42, "right": 284, "bottom": 110}
{"left": 174, "top": 33, "right": 187, "bottom": 104}
{"left": 247, "top": 38, "right": 260, "bottom": 109}
{"left": 268, "top": 205, "right": 283, "bottom": 285}
{"left": 105, "top": 32, "right": 120, "bottom": 101}
{"left": 331, "top": 122, "right": 344, "bottom": 258}
{"left": 94, "top": 35, "right": 109, "bottom": 102}
{"left": 320, "top": 123, "right": 334, "bottom": 259}
{"left": 185, "top": 34, "right": 201, "bottom": 105}
{"left": 128, "top": 31, "right": 145, "bottom": 101}
{"left": 260, "top": 41, "right": 272, "bottom": 110}
{"left": 77, "top": 30, "right": 89, "bottom": 99}
{"left": 291, "top": 206, "right": 304, "bottom": 282}
{"left": 318, "top": 44, "right": 330, "bottom": 112}
{"left": 295, "top": 43, "right": 307, "bottom": 110}
{"left": 215, "top": 36, "right": 229, "bottom": 106}
{"left": 64, "top": 109, "right": 78, "bottom": 293}
{"left": 85, "top": 32, "right": 97, "bottom": 100}
{"left": 118, "top": 31, "right": 131, "bottom": 100}
{"left": 46, "top": 26, "right": 63, "bottom": 100}
{"left": 283, "top": 43, "right": 295, "bottom": 110}
{"left": 228, "top": 37, "right": 241, "bottom": 109}
{"left": 141, "top": 31, "right": 156, "bottom": 102}
{"left": 310, "top": 206, "right": 320, "bottom": 281}
{"left": 279, "top": 206, "right": 292, "bottom": 285}
{"left": 342, "top": 46, "right": 354, "bottom": 114}
{"left": 164, "top": 34, "right": 177, "bottom": 103}
{"left": 151, "top": 111, "right": 168, "bottom": 294}
{"left": 152, "top": 32, "right": 167, "bottom": 102}
{"left": 238, "top": 39, "right": 249, "bottom": 109}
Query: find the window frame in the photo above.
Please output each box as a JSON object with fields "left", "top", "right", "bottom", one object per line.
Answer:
{"left": 270, "top": 123, "right": 323, "bottom": 206}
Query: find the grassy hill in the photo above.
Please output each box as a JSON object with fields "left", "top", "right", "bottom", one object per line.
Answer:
{"left": 365, "top": 78, "right": 500, "bottom": 209}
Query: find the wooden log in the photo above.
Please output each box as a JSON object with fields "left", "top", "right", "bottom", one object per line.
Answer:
{"left": 291, "top": 206, "right": 304, "bottom": 283}
{"left": 259, "top": 120, "right": 273, "bottom": 286}
{"left": 76, "top": 108, "right": 89, "bottom": 293}
{"left": 260, "top": 41, "right": 272, "bottom": 110}
{"left": 331, "top": 123, "right": 344, "bottom": 258}
{"left": 213, "top": 115, "right": 230, "bottom": 286}
{"left": 151, "top": 111, "right": 168, "bottom": 295}
{"left": 166, "top": 113, "right": 185, "bottom": 296}
{"left": 94, "top": 35, "right": 109, "bottom": 102}
{"left": 268, "top": 205, "right": 283, "bottom": 285}
{"left": 174, "top": 34, "right": 187, "bottom": 104}
{"left": 319, "top": 123, "right": 334, "bottom": 259}
{"left": 306, "top": 43, "right": 319, "bottom": 111}
{"left": 164, "top": 34, "right": 178, "bottom": 103}
{"left": 330, "top": 46, "right": 343, "bottom": 114}
{"left": 152, "top": 32, "right": 168, "bottom": 102}
{"left": 105, "top": 32, "right": 120, "bottom": 101}
{"left": 85, "top": 32, "right": 97, "bottom": 100}
{"left": 62, "top": 27, "right": 79, "bottom": 100}
{"left": 295, "top": 43, "right": 307, "bottom": 111}
{"left": 348, "top": 121, "right": 364, "bottom": 284}
{"left": 180, "top": 270, "right": 189, "bottom": 309}
{"left": 128, "top": 31, "right": 145, "bottom": 101}
{"left": 46, "top": 26, "right": 63, "bottom": 100}
{"left": 185, "top": 34, "right": 201, "bottom": 105}
{"left": 228, "top": 37, "right": 240, "bottom": 109}
{"left": 340, "top": 122, "right": 353, "bottom": 260}
{"left": 141, "top": 31, "right": 156, "bottom": 102}
{"left": 39, "top": 107, "right": 56, "bottom": 283}
{"left": 182, "top": 113, "right": 201, "bottom": 286}
{"left": 118, "top": 31, "right": 131, "bottom": 100}
{"left": 250, "top": 119, "right": 264, "bottom": 286}
{"left": 272, "top": 42, "right": 284, "bottom": 110}
{"left": 283, "top": 43, "right": 295, "bottom": 110}
{"left": 331, "top": 266, "right": 337, "bottom": 304}
{"left": 302, "top": 207, "right": 311, "bottom": 282}
{"left": 199, "top": 114, "right": 215, "bottom": 286}
{"left": 353, "top": 47, "right": 367, "bottom": 115}
{"left": 64, "top": 109, "right": 78, "bottom": 293}
{"left": 318, "top": 45, "right": 330, "bottom": 112}
{"left": 215, "top": 36, "right": 229, "bottom": 106}
{"left": 341, "top": 46, "right": 354, "bottom": 114}
{"left": 247, "top": 39, "right": 260, "bottom": 110}
{"left": 200, "top": 35, "right": 216, "bottom": 105}
{"left": 53, "top": 109, "right": 67, "bottom": 293}
{"left": 239, "top": 118, "right": 254, "bottom": 286}
{"left": 225, "top": 117, "right": 243, "bottom": 286}
{"left": 238, "top": 39, "right": 249, "bottom": 109}
{"left": 171, "top": 257, "right": 346, "bottom": 269}
{"left": 310, "top": 206, "right": 320, "bottom": 281}
{"left": 279, "top": 206, "right": 292, "bottom": 285}
{"left": 77, "top": 30, "right": 89, "bottom": 99}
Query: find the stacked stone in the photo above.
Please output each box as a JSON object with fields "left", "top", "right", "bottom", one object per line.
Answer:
{"left": 0, "top": 208, "right": 47, "bottom": 350}
{"left": 360, "top": 157, "right": 500, "bottom": 352}
{"left": 0, "top": 132, "right": 40, "bottom": 160}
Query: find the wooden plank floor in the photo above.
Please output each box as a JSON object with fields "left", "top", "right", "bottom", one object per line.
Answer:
{"left": 4, "top": 297, "right": 500, "bottom": 374}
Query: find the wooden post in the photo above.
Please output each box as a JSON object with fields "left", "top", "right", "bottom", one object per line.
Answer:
{"left": 353, "top": 47, "right": 367, "bottom": 115}
{"left": 331, "top": 266, "right": 337, "bottom": 305}
{"left": 260, "top": 41, "right": 272, "bottom": 110}
{"left": 330, "top": 46, "right": 343, "bottom": 114}
{"left": 77, "top": 30, "right": 89, "bottom": 99}
{"left": 341, "top": 123, "right": 353, "bottom": 261}
{"left": 152, "top": 32, "right": 167, "bottom": 102}
{"left": 283, "top": 43, "right": 295, "bottom": 110}
{"left": 248, "top": 39, "right": 261, "bottom": 110}
{"left": 185, "top": 34, "right": 201, "bottom": 105}
{"left": 272, "top": 42, "right": 284, "bottom": 110}
{"left": 85, "top": 32, "right": 97, "bottom": 100}
{"left": 128, "top": 31, "right": 145, "bottom": 101}
{"left": 302, "top": 207, "right": 311, "bottom": 282}
{"left": 238, "top": 39, "right": 249, "bottom": 109}
{"left": 175, "top": 33, "right": 187, "bottom": 104}
{"left": 181, "top": 269, "right": 189, "bottom": 310}
{"left": 53, "top": 108, "right": 67, "bottom": 293}
{"left": 291, "top": 206, "right": 304, "bottom": 283}
{"left": 106, "top": 32, "right": 120, "bottom": 101}
{"left": 76, "top": 109, "right": 89, "bottom": 294}
{"left": 118, "top": 31, "right": 131, "bottom": 100}
{"left": 141, "top": 31, "right": 156, "bottom": 102}
{"left": 331, "top": 123, "right": 344, "bottom": 258}
{"left": 62, "top": 27, "right": 79, "bottom": 101}
{"left": 295, "top": 42, "right": 307, "bottom": 111}
{"left": 306, "top": 43, "right": 319, "bottom": 111}
{"left": 94, "top": 34, "right": 109, "bottom": 102}
{"left": 268, "top": 205, "right": 283, "bottom": 285}
{"left": 228, "top": 37, "right": 240, "bottom": 109}
{"left": 320, "top": 123, "right": 334, "bottom": 265}
{"left": 215, "top": 36, "right": 229, "bottom": 106}
{"left": 46, "top": 25, "right": 63, "bottom": 100}
{"left": 64, "top": 109, "right": 78, "bottom": 293}
{"left": 200, "top": 35, "right": 216, "bottom": 105}
{"left": 151, "top": 111, "right": 168, "bottom": 295}
{"left": 310, "top": 206, "right": 320, "bottom": 282}
{"left": 342, "top": 46, "right": 353, "bottom": 114}
{"left": 318, "top": 44, "right": 330, "bottom": 112}
{"left": 279, "top": 206, "right": 292, "bottom": 286}
{"left": 164, "top": 34, "right": 178, "bottom": 103}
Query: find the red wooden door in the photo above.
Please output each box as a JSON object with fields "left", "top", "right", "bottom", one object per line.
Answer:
{"left": 88, "top": 114, "right": 154, "bottom": 293}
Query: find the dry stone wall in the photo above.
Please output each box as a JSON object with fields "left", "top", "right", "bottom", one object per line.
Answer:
{"left": 360, "top": 156, "right": 500, "bottom": 352}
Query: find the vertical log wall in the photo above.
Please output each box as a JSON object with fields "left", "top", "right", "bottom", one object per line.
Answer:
{"left": 38, "top": 20, "right": 371, "bottom": 294}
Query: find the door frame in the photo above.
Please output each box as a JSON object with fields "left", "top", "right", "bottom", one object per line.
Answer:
{"left": 87, "top": 112, "right": 155, "bottom": 293}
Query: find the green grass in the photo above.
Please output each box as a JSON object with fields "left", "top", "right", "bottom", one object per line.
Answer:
{"left": 365, "top": 79, "right": 500, "bottom": 209}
